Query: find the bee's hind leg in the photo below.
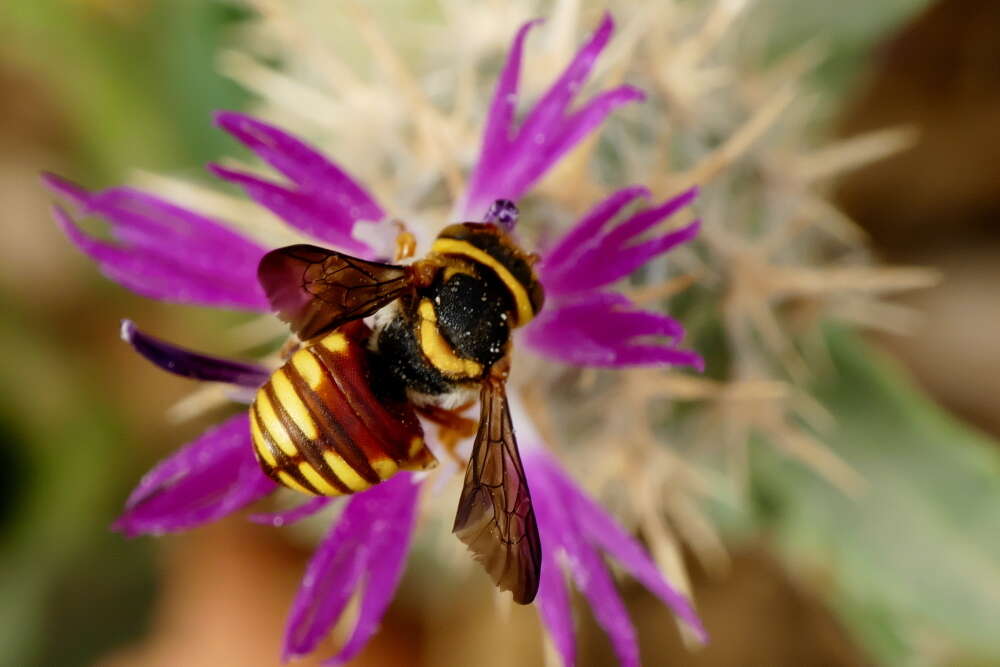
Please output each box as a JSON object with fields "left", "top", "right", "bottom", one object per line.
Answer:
{"left": 415, "top": 403, "right": 477, "bottom": 465}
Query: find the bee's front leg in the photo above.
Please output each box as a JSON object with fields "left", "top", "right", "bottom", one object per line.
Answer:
{"left": 392, "top": 220, "right": 418, "bottom": 262}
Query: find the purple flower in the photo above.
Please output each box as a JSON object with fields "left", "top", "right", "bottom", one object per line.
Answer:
{"left": 529, "top": 451, "right": 707, "bottom": 666}
{"left": 47, "top": 14, "right": 704, "bottom": 665}
{"left": 282, "top": 474, "right": 419, "bottom": 665}
{"left": 460, "top": 14, "right": 645, "bottom": 218}
{"left": 526, "top": 186, "right": 702, "bottom": 370}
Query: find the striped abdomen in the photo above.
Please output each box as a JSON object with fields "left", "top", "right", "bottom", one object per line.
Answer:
{"left": 250, "top": 323, "right": 437, "bottom": 496}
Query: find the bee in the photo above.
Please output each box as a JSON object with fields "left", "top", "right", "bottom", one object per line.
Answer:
{"left": 249, "top": 200, "right": 543, "bottom": 604}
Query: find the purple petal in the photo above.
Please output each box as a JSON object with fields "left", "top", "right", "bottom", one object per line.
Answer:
{"left": 121, "top": 319, "right": 270, "bottom": 389}
{"left": 287, "top": 537, "right": 369, "bottom": 661}
{"left": 527, "top": 452, "right": 708, "bottom": 664}
{"left": 565, "top": 221, "right": 699, "bottom": 292}
{"left": 516, "top": 14, "right": 615, "bottom": 143}
{"left": 603, "top": 188, "right": 698, "bottom": 248}
{"left": 529, "top": 451, "right": 638, "bottom": 667}
{"left": 462, "top": 14, "right": 643, "bottom": 217}
{"left": 547, "top": 460, "right": 708, "bottom": 644}
{"left": 55, "top": 208, "right": 246, "bottom": 305}
{"left": 208, "top": 164, "right": 370, "bottom": 256}
{"left": 114, "top": 413, "right": 276, "bottom": 536}
{"left": 498, "top": 85, "right": 645, "bottom": 208}
{"left": 213, "top": 112, "right": 383, "bottom": 252}
{"left": 477, "top": 19, "right": 542, "bottom": 170}
{"left": 213, "top": 112, "right": 383, "bottom": 215}
{"left": 44, "top": 173, "right": 267, "bottom": 266}
{"left": 540, "top": 188, "right": 700, "bottom": 296}
{"left": 535, "top": 292, "right": 683, "bottom": 341}
{"left": 326, "top": 476, "right": 419, "bottom": 665}
{"left": 249, "top": 496, "right": 335, "bottom": 527}
{"left": 541, "top": 187, "right": 650, "bottom": 271}
{"left": 592, "top": 344, "right": 704, "bottom": 370}
{"left": 523, "top": 293, "right": 703, "bottom": 370}
{"left": 45, "top": 173, "right": 270, "bottom": 312}
{"left": 590, "top": 305, "right": 684, "bottom": 341}
{"left": 565, "top": 527, "right": 640, "bottom": 667}
{"left": 284, "top": 474, "right": 419, "bottom": 662}
{"left": 533, "top": 478, "right": 577, "bottom": 667}
{"left": 537, "top": 557, "right": 575, "bottom": 667}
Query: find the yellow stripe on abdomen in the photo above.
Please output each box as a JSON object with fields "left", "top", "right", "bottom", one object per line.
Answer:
{"left": 322, "top": 451, "right": 372, "bottom": 492}
{"left": 254, "top": 389, "right": 299, "bottom": 457}
{"left": 278, "top": 471, "right": 316, "bottom": 496}
{"left": 249, "top": 408, "right": 277, "bottom": 467}
{"left": 270, "top": 369, "right": 318, "bottom": 440}
{"left": 290, "top": 348, "right": 324, "bottom": 389}
{"left": 370, "top": 457, "right": 400, "bottom": 479}
{"left": 430, "top": 238, "right": 535, "bottom": 325}
{"left": 298, "top": 461, "right": 341, "bottom": 496}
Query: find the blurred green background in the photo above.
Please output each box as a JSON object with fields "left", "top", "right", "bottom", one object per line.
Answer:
{"left": 4, "top": 1, "right": 1000, "bottom": 666}
{"left": 2, "top": 3, "right": 250, "bottom": 666}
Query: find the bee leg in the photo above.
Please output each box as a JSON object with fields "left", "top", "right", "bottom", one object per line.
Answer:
{"left": 392, "top": 220, "right": 418, "bottom": 261}
{"left": 415, "top": 403, "right": 477, "bottom": 464}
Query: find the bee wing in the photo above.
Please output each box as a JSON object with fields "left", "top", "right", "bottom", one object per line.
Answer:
{"left": 258, "top": 244, "right": 415, "bottom": 340}
{"left": 453, "top": 379, "right": 542, "bottom": 604}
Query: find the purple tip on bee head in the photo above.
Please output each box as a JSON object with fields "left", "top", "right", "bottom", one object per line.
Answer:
{"left": 484, "top": 199, "right": 519, "bottom": 230}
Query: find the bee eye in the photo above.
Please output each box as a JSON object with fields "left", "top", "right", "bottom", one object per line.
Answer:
{"left": 484, "top": 199, "right": 519, "bottom": 230}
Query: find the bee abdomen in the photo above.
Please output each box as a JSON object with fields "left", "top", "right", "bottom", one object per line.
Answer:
{"left": 250, "top": 324, "right": 437, "bottom": 496}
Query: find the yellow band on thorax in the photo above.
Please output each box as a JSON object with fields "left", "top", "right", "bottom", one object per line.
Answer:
{"left": 418, "top": 299, "right": 483, "bottom": 378}
{"left": 430, "top": 238, "right": 534, "bottom": 325}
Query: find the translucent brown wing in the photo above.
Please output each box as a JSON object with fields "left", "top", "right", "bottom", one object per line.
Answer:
{"left": 258, "top": 244, "right": 414, "bottom": 340}
{"left": 452, "top": 378, "right": 542, "bottom": 604}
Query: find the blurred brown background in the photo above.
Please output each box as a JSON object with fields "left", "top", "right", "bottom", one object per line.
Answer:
{"left": 837, "top": 0, "right": 1000, "bottom": 440}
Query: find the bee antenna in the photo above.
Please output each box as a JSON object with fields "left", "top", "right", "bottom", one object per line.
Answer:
{"left": 484, "top": 199, "right": 519, "bottom": 230}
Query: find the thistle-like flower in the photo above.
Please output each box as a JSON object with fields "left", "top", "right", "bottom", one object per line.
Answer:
{"left": 46, "top": 14, "right": 706, "bottom": 666}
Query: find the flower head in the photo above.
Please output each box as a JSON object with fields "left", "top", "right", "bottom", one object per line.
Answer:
{"left": 47, "top": 14, "right": 704, "bottom": 665}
